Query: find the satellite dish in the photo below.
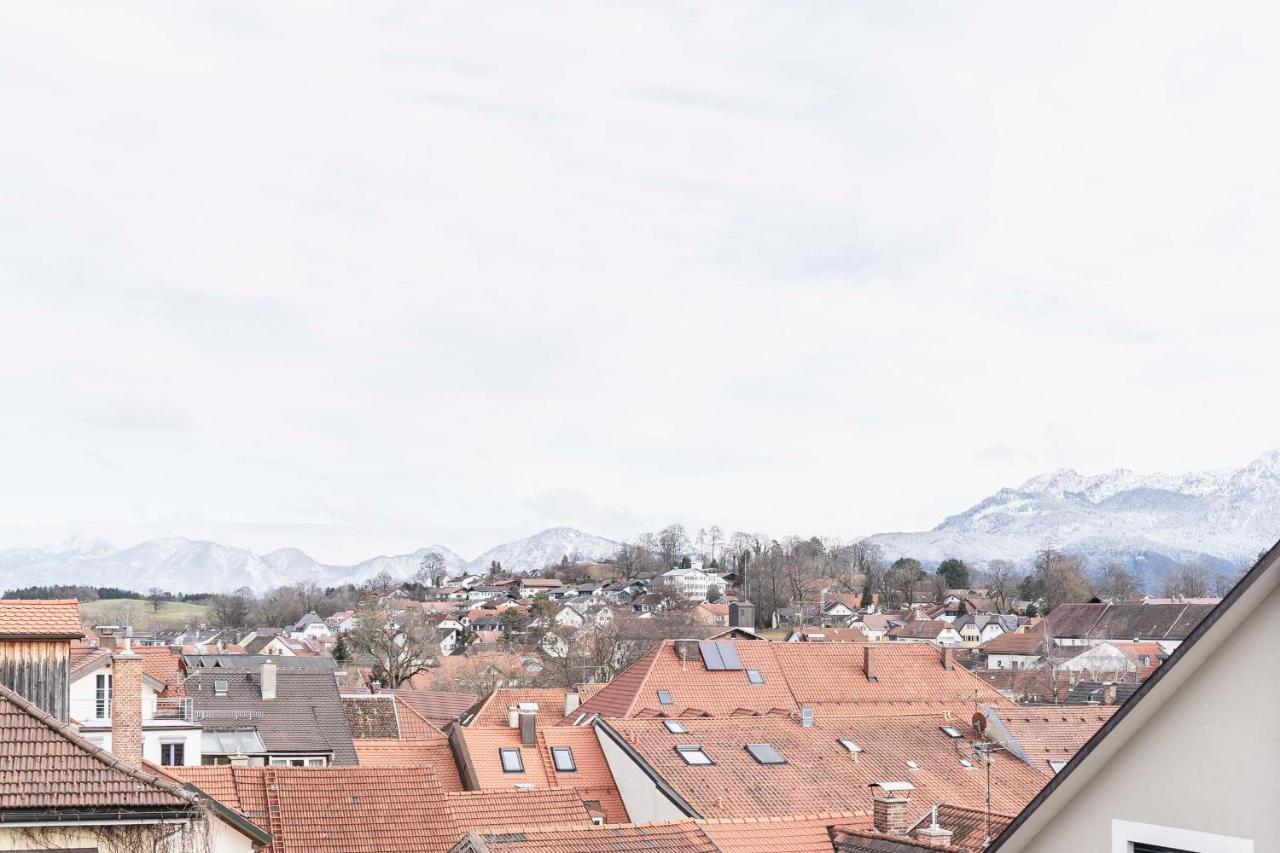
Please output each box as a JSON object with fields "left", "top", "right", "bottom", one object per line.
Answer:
{"left": 972, "top": 712, "right": 987, "bottom": 733}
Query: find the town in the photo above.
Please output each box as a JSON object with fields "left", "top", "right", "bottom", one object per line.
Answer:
{"left": 0, "top": 531, "right": 1274, "bottom": 852}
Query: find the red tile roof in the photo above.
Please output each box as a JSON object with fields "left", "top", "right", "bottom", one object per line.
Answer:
{"left": 602, "top": 712, "right": 1050, "bottom": 819}
{"left": 459, "top": 726, "right": 629, "bottom": 823}
{"left": 569, "top": 642, "right": 1014, "bottom": 723}
{"left": 907, "top": 803, "right": 1015, "bottom": 850}
{"left": 0, "top": 599, "right": 84, "bottom": 639}
{"left": 0, "top": 682, "right": 194, "bottom": 811}
{"left": 467, "top": 689, "right": 570, "bottom": 728}
{"left": 699, "top": 812, "right": 868, "bottom": 853}
{"left": 173, "top": 765, "right": 592, "bottom": 852}
{"left": 353, "top": 739, "right": 464, "bottom": 790}
{"left": 389, "top": 688, "right": 481, "bottom": 726}
{"left": 887, "top": 621, "right": 949, "bottom": 640}
{"left": 456, "top": 821, "right": 721, "bottom": 852}
{"left": 981, "top": 625, "right": 1050, "bottom": 656}
{"left": 992, "top": 708, "right": 1118, "bottom": 768}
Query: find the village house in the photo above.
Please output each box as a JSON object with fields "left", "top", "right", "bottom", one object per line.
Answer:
{"left": 288, "top": 610, "right": 332, "bottom": 640}
{"left": 886, "top": 619, "right": 962, "bottom": 646}
{"left": 652, "top": 566, "right": 727, "bottom": 602}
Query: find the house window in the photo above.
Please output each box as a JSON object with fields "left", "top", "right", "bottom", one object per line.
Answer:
{"left": 269, "top": 757, "right": 326, "bottom": 767}
{"left": 550, "top": 747, "right": 576, "bottom": 772}
{"left": 657, "top": 690, "right": 673, "bottom": 705}
{"left": 160, "top": 742, "right": 186, "bottom": 766}
{"left": 745, "top": 743, "right": 786, "bottom": 765}
{"left": 746, "top": 669, "right": 764, "bottom": 685}
{"left": 1112, "top": 819, "right": 1252, "bottom": 853}
{"left": 500, "top": 748, "right": 525, "bottom": 773}
{"left": 675, "top": 745, "right": 713, "bottom": 765}
{"left": 95, "top": 673, "right": 112, "bottom": 719}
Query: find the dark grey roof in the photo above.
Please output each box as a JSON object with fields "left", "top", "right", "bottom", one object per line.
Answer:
{"left": 186, "top": 667, "right": 357, "bottom": 764}
{"left": 1063, "top": 681, "right": 1141, "bottom": 705}
{"left": 1044, "top": 602, "right": 1214, "bottom": 640}
{"left": 183, "top": 654, "right": 337, "bottom": 671}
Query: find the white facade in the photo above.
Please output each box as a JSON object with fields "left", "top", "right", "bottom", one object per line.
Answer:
{"left": 70, "top": 663, "right": 202, "bottom": 766}
{"left": 987, "top": 652, "right": 1043, "bottom": 670}
{"left": 655, "top": 568, "right": 727, "bottom": 603}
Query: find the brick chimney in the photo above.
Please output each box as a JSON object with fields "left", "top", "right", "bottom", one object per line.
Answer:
{"left": 260, "top": 659, "right": 277, "bottom": 701}
{"left": 868, "top": 782, "right": 914, "bottom": 836}
{"left": 110, "top": 639, "right": 144, "bottom": 767}
{"left": 519, "top": 709, "right": 537, "bottom": 747}
{"left": 863, "top": 645, "right": 877, "bottom": 682}
{"left": 913, "top": 806, "right": 954, "bottom": 848}
{"left": 942, "top": 647, "right": 954, "bottom": 671}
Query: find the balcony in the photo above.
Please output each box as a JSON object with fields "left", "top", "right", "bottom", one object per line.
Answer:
{"left": 153, "top": 697, "right": 194, "bottom": 723}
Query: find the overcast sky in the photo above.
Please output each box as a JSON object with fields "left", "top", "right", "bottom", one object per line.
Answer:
{"left": 1, "top": 3, "right": 1277, "bottom": 562}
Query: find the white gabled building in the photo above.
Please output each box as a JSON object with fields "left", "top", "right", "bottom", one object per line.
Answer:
{"left": 654, "top": 567, "right": 727, "bottom": 602}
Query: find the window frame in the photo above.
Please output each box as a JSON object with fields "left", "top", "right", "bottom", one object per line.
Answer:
{"left": 95, "top": 672, "right": 113, "bottom": 720}
{"left": 656, "top": 690, "right": 673, "bottom": 706}
{"left": 499, "top": 748, "right": 525, "bottom": 773}
{"left": 746, "top": 669, "right": 764, "bottom": 685}
{"left": 160, "top": 741, "right": 186, "bottom": 767}
{"left": 662, "top": 720, "right": 688, "bottom": 734}
{"left": 675, "top": 744, "right": 713, "bottom": 766}
{"left": 1111, "top": 819, "right": 1252, "bottom": 853}
{"left": 550, "top": 746, "right": 576, "bottom": 772}
{"left": 745, "top": 742, "right": 786, "bottom": 765}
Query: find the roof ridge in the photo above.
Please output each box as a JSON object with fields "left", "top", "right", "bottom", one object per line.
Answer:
{"left": 0, "top": 681, "right": 196, "bottom": 805}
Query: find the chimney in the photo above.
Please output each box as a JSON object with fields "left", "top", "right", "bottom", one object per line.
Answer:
{"left": 228, "top": 752, "right": 250, "bottom": 767}
{"left": 913, "top": 806, "right": 954, "bottom": 848}
{"left": 863, "top": 645, "right": 877, "bottom": 682}
{"left": 942, "top": 647, "right": 954, "bottom": 671}
{"left": 110, "top": 639, "right": 144, "bottom": 768}
{"left": 519, "top": 710, "right": 537, "bottom": 747}
{"left": 868, "top": 782, "right": 914, "bottom": 836}
{"left": 260, "top": 659, "right": 277, "bottom": 701}
{"left": 564, "top": 692, "right": 581, "bottom": 717}
{"left": 1103, "top": 684, "right": 1117, "bottom": 705}
{"left": 508, "top": 706, "right": 520, "bottom": 728}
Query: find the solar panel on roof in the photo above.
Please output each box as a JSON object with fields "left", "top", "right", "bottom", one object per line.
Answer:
{"left": 699, "top": 641, "right": 725, "bottom": 671}
{"left": 717, "top": 640, "right": 743, "bottom": 670}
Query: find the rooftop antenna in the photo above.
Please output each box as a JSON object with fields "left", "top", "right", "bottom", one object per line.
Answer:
{"left": 972, "top": 739, "right": 1007, "bottom": 846}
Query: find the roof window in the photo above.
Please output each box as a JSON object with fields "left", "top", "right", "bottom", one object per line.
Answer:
{"left": 499, "top": 748, "right": 524, "bottom": 773}
{"left": 906, "top": 760, "right": 920, "bottom": 770}
{"left": 960, "top": 759, "right": 974, "bottom": 768}
{"left": 213, "top": 680, "right": 228, "bottom": 697}
{"left": 940, "top": 725, "right": 963, "bottom": 738}
{"left": 746, "top": 669, "right": 764, "bottom": 685}
{"left": 550, "top": 746, "right": 576, "bottom": 772}
{"left": 838, "top": 739, "right": 863, "bottom": 754}
{"left": 675, "top": 745, "right": 713, "bottom": 765}
{"left": 663, "top": 720, "right": 688, "bottom": 734}
{"left": 657, "top": 690, "right": 673, "bottom": 706}
{"left": 745, "top": 743, "right": 786, "bottom": 765}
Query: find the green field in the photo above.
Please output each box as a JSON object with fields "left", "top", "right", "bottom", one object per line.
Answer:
{"left": 78, "top": 599, "right": 210, "bottom": 631}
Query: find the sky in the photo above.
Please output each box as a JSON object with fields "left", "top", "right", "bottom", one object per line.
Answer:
{"left": 1, "top": 2, "right": 1278, "bottom": 563}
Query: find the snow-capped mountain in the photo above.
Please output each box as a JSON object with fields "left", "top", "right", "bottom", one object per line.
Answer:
{"left": 466, "top": 527, "right": 621, "bottom": 575}
{"left": 0, "top": 528, "right": 613, "bottom": 594}
{"left": 869, "top": 450, "right": 1280, "bottom": 581}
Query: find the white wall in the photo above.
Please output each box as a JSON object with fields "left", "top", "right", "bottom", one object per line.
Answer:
{"left": 1010, "top": 580, "right": 1280, "bottom": 852}
{"left": 595, "top": 727, "right": 688, "bottom": 824}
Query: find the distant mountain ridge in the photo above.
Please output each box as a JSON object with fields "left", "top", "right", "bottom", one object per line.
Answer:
{"left": 0, "top": 528, "right": 621, "bottom": 595}
{"left": 869, "top": 449, "right": 1280, "bottom": 583}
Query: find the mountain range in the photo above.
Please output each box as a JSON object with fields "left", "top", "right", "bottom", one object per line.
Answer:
{"left": 868, "top": 449, "right": 1280, "bottom": 585}
{"left": 0, "top": 527, "right": 622, "bottom": 595}
{"left": 4, "top": 451, "right": 1278, "bottom": 594}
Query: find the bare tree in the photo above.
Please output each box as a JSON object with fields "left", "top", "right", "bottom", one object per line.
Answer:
{"left": 1032, "top": 545, "right": 1093, "bottom": 614}
{"left": 1095, "top": 562, "right": 1143, "bottom": 603}
{"left": 211, "top": 592, "right": 254, "bottom": 628}
{"left": 347, "top": 606, "right": 442, "bottom": 688}
{"left": 415, "top": 552, "right": 448, "bottom": 588}
{"left": 656, "top": 525, "right": 689, "bottom": 568}
{"left": 1160, "top": 561, "right": 1214, "bottom": 600}
{"left": 983, "top": 560, "right": 1022, "bottom": 614}
{"left": 613, "top": 542, "right": 655, "bottom": 580}
{"left": 147, "top": 587, "right": 165, "bottom": 613}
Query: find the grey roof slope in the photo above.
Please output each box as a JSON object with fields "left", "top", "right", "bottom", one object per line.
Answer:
{"left": 1043, "top": 602, "right": 1215, "bottom": 640}
{"left": 184, "top": 654, "right": 337, "bottom": 670}
{"left": 186, "top": 667, "right": 357, "bottom": 765}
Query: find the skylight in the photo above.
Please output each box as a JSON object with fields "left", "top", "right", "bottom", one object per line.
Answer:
{"left": 213, "top": 680, "right": 228, "bottom": 696}
{"left": 940, "top": 725, "right": 963, "bottom": 738}
{"left": 745, "top": 743, "right": 786, "bottom": 765}
{"left": 499, "top": 748, "right": 524, "bottom": 773}
{"left": 960, "top": 759, "right": 974, "bottom": 768}
{"left": 657, "top": 690, "right": 673, "bottom": 705}
{"left": 675, "top": 745, "right": 713, "bottom": 765}
{"left": 663, "top": 720, "right": 688, "bottom": 734}
{"left": 1049, "top": 760, "right": 1068, "bottom": 774}
{"left": 550, "top": 746, "right": 576, "bottom": 772}
{"left": 838, "top": 739, "right": 863, "bottom": 754}
{"left": 906, "top": 760, "right": 920, "bottom": 770}
{"left": 746, "top": 669, "right": 764, "bottom": 685}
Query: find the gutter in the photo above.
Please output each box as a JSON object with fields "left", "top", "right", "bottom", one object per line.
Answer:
{"left": 0, "top": 807, "right": 198, "bottom": 825}
{"left": 593, "top": 718, "right": 701, "bottom": 819}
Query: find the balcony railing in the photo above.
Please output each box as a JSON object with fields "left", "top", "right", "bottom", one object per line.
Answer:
{"left": 153, "top": 697, "right": 194, "bottom": 723}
